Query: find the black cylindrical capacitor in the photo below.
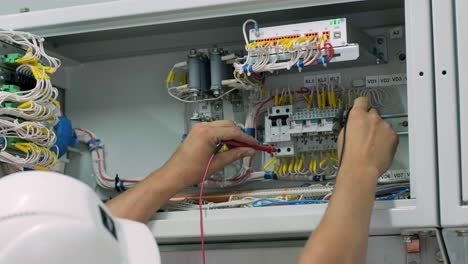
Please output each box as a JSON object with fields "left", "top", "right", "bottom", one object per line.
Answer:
{"left": 210, "top": 48, "right": 223, "bottom": 96}
{"left": 188, "top": 49, "right": 201, "bottom": 96}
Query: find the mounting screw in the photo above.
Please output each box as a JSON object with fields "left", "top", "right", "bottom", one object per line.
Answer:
{"left": 19, "top": 7, "right": 30, "bottom": 13}
{"left": 401, "top": 121, "right": 408, "bottom": 127}
{"left": 399, "top": 53, "right": 406, "bottom": 61}
{"left": 254, "top": 29, "right": 260, "bottom": 37}
{"left": 214, "top": 104, "right": 221, "bottom": 110}
{"left": 376, "top": 38, "right": 384, "bottom": 45}
{"left": 403, "top": 235, "right": 412, "bottom": 244}
{"left": 456, "top": 230, "right": 468, "bottom": 237}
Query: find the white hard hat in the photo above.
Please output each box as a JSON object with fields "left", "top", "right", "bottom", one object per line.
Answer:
{"left": 0, "top": 171, "right": 160, "bottom": 264}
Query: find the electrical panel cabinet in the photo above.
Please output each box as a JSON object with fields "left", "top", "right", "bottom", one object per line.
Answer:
{"left": 0, "top": 0, "right": 440, "bottom": 252}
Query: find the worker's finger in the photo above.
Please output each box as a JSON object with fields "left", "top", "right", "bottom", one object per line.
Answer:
{"left": 353, "top": 97, "right": 369, "bottom": 111}
{"left": 209, "top": 120, "right": 239, "bottom": 128}
{"left": 210, "top": 147, "right": 255, "bottom": 173}
{"left": 337, "top": 129, "right": 344, "bottom": 160}
{"left": 212, "top": 126, "right": 258, "bottom": 145}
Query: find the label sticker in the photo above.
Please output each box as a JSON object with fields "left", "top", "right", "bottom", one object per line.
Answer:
{"left": 317, "top": 74, "right": 329, "bottom": 84}
{"left": 304, "top": 75, "right": 317, "bottom": 87}
{"left": 378, "top": 75, "right": 392, "bottom": 87}
{"left": 391, "top": 74, "right": 404, "bottom": 85}
{"left": 366, "top": 76, "right": 379, "bottom": 87}
{"left": 328, "top": 73, "right": 341, "bottom": 84}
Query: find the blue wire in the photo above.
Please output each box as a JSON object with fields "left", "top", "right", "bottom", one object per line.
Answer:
{"left": 376, "top": 188, "right": 410, "bottom": 201}
{"left": 252, "top": 198, "right": 328, "bottom": 208}
{"left": 375, "top": 184, "right": 410, "bottom": 196}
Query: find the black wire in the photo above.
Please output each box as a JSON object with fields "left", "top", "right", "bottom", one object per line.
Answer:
{"left": 338, "top": 106, "right": 352, "bottom": 170}
{"left": 214, "top": 143, "right": 224, "bottom": 154}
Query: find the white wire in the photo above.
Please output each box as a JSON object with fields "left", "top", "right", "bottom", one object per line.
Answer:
{"left": 242, "top": 19, "right": 258, "bottom": 45}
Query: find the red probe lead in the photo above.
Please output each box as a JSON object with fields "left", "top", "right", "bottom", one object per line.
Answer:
{"left": 223, "top": 140, "right": 277, "bottom": 154}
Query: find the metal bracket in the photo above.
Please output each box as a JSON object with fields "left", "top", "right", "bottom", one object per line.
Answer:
{"left": 402, "top": 229, "right": 448, "bottom": 264}
{"left": 210, "top": 101, "right": 224, "bottom": 120}
{"left": 403, "top": 234, "right": 421, "bottom": 264}
{"left": 230, "top": 94, "right": 244, "bottom": 113}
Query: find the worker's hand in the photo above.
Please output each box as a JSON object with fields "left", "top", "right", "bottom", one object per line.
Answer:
{"left": 337, "top": 97, "right": 399, "bottom": 180}
{"left": 161, "top": 120, "right": 257, "bottom": 188}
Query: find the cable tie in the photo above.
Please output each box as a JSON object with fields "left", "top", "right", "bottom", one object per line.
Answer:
{"left": 114, "top": 174, "right": 121, "bottom": 193}
{"left": 119, "top": 181, "right": 126, "bottom": 192}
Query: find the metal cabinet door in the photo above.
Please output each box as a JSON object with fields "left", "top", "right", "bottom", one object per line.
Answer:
{"left": 435, "top": 0, "right": 468, "bottom": 226}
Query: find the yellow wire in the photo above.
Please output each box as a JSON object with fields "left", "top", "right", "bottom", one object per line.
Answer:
{"left": 319, "top": 152, "right": 330, "bottom": 168}
{"left": 317, "top": 92, "right": 322, "bottom": 108}
{"left": 308, "top": 93, "right": 313, "bottom": 108}
{"left": 288, "top": 157, "right": 295, "bottom": 173}
{"left": 281, "top": 158, "right": 288, "bottom": 174}
{"left": 263, "top": 157, "right": 277, "bottom": 170}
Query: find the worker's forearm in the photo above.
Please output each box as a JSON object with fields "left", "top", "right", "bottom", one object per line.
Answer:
{"left": 298, "top": 165, "right": 378, "bottom": 264}
{"left": 106, "top": 166, "right": 185, "bottom": 223}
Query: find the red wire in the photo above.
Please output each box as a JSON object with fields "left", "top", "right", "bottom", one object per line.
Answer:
{"left": 199, "top": 152, "right": 217, "bottom": 264}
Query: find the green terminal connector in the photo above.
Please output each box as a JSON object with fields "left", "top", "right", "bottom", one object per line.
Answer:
{"left": 2, "top": 53, "right": 23, "bottom": 64}
{"left": 6, "top": 137, "right": 19, "bottom": 147}
{"left": 3, "top": 102, "right": 19, "bottom": 108}
{"left": 1, "top": 84, "right": 20, "bottom": 93}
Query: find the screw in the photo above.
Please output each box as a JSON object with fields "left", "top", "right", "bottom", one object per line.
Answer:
{"left": 189, "top": 49, "right": 197, "bottom": 57}
{"left": 401, "top": 121, "right": 408, "bottom": 127}
{"left": 254, "top": 29, "right": 260, "bottom": 37}
{"left": 214, "top": 104, "right": 221, "bottom": 110}
{"left": 456, "top": 230, "right": 468, "bottom": 237}
{"left": 403, "top": 236, "right": 412, "bottom": 244}
{"left": 399, "top": 53, "right": 406, "bottom": 61}
{"left": 377, "top": 38, "right": 384, "bottom": 45}
{"left": 19, "top": 7, "right": 30, "bottom": 13}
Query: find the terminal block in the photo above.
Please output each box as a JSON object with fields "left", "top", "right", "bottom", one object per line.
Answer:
{"left": 290, "top": 108, "right": 340, "bottom": 135}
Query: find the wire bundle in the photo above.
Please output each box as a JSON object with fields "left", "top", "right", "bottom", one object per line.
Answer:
{"left": 75, "top": 128, "right": 141, "bottom": 190}
{"left": 264, "top": 151, "right": 339, "bottom": 181}
{"left": 234, "top": 19, "right": 334, "bottom": 75}
{"left": 0, "top": 30, "right": 62, "bottom": 169}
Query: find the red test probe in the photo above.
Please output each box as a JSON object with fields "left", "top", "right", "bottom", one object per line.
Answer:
{"left": 223, "top": 140, "right": 277, "bottom": 154}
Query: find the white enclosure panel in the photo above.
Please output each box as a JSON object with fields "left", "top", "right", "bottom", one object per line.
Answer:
{"left": 456, "top": 1, "right": 468, "bottom": 205}
{"left": 65, "top": 52, "right": 187, "bottom": 182}
{"left": 0, "top": 0, "right": 362, "bottom": 37}
{"left": 150, "top": 200, "right": 432, "bottom": 243}
{"left": 160, "top": 237, "right": 407, "bottom": 264}
{"left": 0, "top": 0, "right": 116, "bottom": 15}
{"left": 160, "top": 235, "right": 443, "bottom": 264}
{"left": 433, "top": 0, "right": 467, "bottom": 226}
